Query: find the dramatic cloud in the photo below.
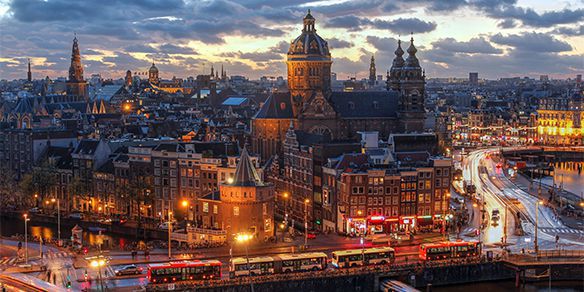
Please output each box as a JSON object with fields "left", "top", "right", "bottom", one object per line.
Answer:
{"left": 0, "top": 0, "right": 581, "bottom": 80}
{"left": 328, "top": 38, "right": 354, "bottom": 49}
{"left": 326, "top": 16, "right": 437, "bottom": 34}
{"left": 552, "top": 25, "right": 584, "bottom": 36}
{"left": 490, "top": 32, "right": 573, "bottom": 53}
{"left": 431, "top": 37, "right": 503, "bottom": 54}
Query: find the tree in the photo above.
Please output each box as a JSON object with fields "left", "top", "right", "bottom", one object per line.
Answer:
{"left": 19, "top": 164, "right": 57, "bottom": 208}
{"left": 68, "top": 177, "right": 90, "bottom": 212}
{"left": 0, "top": 169, "right": 25, "bottom": 209}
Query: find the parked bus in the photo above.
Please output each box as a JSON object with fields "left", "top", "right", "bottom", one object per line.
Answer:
{"left": 147, "top": 260, "right": 221, "bottom": 284}
{"left": 419, "top": 241, "right": 480, "bottom": 261}
{"left": 275, "top": 252, "right": 327, "bottom": 273}
{"left": 331, "top": 247, "right": 395, "bottom": 268}
{"left": 229, "top": 256, "right": 275, "bottom": 277}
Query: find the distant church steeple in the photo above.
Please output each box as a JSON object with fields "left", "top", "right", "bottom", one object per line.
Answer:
{"left": 66, "top": 35, "right": 88, "bottom": 99}
{"left": 368, "top": 55, "right": 376, "bottom": 86}
{"left": 27, "top": 59, "right": 32, "bottom": 82}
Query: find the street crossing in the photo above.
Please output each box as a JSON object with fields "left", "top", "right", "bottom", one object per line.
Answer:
{"left": 0, "top": 251, "right": 73, "bottom": 266}
{"left": 540, "top": 227, "right": 584, "bottom": 234}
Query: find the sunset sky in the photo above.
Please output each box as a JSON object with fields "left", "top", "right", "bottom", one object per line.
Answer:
{"left": 0, "top": 0, "right": 582, "bottom": 81}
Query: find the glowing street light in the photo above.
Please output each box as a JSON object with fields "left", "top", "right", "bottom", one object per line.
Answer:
{"left": 90, "top": 258, "right": 107, "bottom": 291}
{"left": 226, "top": 177, "right": 234, "bottom": 184}
{"left": 235, "top": 233, "right": 254, "bottom": 292}
{"left": 23, "top": 214, "right": 30, "bottom": 264}
{"left": 304, "top": 199, "right": 310, "bottom": 247}
{"left": 47, "top": 198, "right": 61, "bottom": 245}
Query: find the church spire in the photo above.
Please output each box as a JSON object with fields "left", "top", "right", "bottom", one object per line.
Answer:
{"left": 68, "top": 36, "right": 84, "bottom": 82}
{"left": 405, "top": 36, "right": 419, "bottom": 68}
{"left": 27, "top": 59, "right": 32, "bottom": 82}
{"left": 369, "top": 55, "right": 376, "bottom": 86}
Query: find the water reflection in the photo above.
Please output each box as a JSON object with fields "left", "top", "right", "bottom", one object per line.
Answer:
{"left": 550, "top": 161, "right": 584, "bottom": 195}
{"left": 2, "top": 217, "right": 143, "bottom": 249}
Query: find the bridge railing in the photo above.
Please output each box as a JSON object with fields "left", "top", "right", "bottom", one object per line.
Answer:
{"left": 537, "top": 249, "right": 584, "bottom": 259}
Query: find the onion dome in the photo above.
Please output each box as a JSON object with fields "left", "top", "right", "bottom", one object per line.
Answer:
{"left": 149, "top": 62, "right": 158, "bottom": 73}
{"left": 288, "top": 10, "right": 330, "bottom": 60}
{"left": 405, "top": 37, "right": 420, "bottom": 68}
{"left": 392, "top": 39, "right": 405, "bottom": 68}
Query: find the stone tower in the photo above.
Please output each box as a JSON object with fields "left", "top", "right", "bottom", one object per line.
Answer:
{"left": 66, "top": 36, "right": 88, "bottom": 99}
{"left": 369, "top": 55, "right": 376, "bottom": 86}
{"left": 390, "top": 37, "right": 426, "bottom": 132}
{"left": 125, "top": 70, "right": 132, "bottom": 88}
{"left": 219, "top": 147, "right": 274, "bottom": 241}
{"left": 148, "top": 63, "right": 159, "bottom": 85}
{"left": 287, "top": 10, "right": 332, "bottom": 117}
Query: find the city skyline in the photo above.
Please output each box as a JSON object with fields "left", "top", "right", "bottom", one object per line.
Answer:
{"left": 0, "top": 0, "right": 583, "bottom": 81}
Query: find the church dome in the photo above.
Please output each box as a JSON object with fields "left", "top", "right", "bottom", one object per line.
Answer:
{"left": 149, "top": 63, "right": 158, "bottom": 73}
{"left": 287, "top": 10, "right": 330, "bottom": 61}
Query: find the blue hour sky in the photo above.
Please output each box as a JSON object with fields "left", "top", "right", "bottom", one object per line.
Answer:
{"left": 0, "top": 0, "right": 582, "bottom": 80}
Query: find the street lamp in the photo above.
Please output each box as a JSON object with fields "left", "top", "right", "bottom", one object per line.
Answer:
{"left": 23, "top": 214, "right": 30, "bottom": 264}
{"left": 279, "top": 223, "right": 285, "bottom": 242}
{"left": 535, "top": 200, "right": 543, "bottom": 256}
{"left": 90, "top": 258, "right": 106, "bottom": 291}
{"left": 181, "top": 199, "right": 189, "bottom": 222}
{"left": 50, "top": 198, "right": 61, "bottom": 245}
{"left": 168, "top": 210, "right": 173, "bottom": 260}
{"left": 282, "top": 192, "right": 289, "bottom": 227}
{"left": 304, "top": 199, "right": 310, "bottom": 247}
{"left": 235, "top": 233, "right": 254, "bottom": 292}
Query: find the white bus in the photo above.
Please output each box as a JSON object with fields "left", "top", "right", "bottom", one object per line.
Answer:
{"left": 275, "top": 252, "right": 327, "bottom": 273}
{"left": 331, "top": 247, "right": 395, "bottom": 268}
{"left": 229, "top": 256, "right": 275, "bottom": 277}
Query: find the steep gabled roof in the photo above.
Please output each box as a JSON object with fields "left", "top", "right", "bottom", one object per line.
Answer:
{"left": 231, "top": 147, "right": 263, "bottom": 186}
{"left": 253, "top": 92, "right": 293, "bottom": 119}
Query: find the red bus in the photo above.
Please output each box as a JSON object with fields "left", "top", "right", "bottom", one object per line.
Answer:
{"left": 147, "top": 260, "right": 221, "bottom": 284}
{"left": 419, "top": 241, "right": 480, "bottom": 261}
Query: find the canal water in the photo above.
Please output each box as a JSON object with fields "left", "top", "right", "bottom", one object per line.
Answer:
{"left": 542, "top": 161, "right": 584, "bottom": 197}
{"left": 434, "top": 280, "right": 583, "bottom": 292}
{"left": 0, "top": 216, "right": 140, "bottom": 250}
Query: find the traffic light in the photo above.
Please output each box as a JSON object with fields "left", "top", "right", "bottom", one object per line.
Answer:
{"left": 315, "top": 219, "right": 321, "bottom": 225}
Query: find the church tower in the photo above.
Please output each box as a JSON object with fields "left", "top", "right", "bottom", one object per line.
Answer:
{"left": 66, "top": 36, "right": 88, "bottom": 99}
{"left": 287, "top": 10, "right": 332, "bottom": 117}
{"left": 392, "top": 37, "right": 426, "bottom": 132}
{"left": 368, "top": 55, "right": 376, "bottom": 86}
{"left": 125, "top": 70, "right": 132, "bottom": 88}
{"left": 27, "top": 59, "right": 32, "bottom": 82}
{"left": 148, "top": 63, "right": 159, "bottom": 85}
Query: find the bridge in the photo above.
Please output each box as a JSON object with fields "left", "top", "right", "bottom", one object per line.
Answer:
{"left": 145, "top": 251, "right": 584, "bottom": 291}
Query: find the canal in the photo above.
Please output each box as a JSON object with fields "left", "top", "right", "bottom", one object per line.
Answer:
{"left": 434, "top": 280, "right": 583, "bottom": 292}
{"left": 0, "top": 215, "right": 141, "bottom": 250}
{"left": 542, "top": 161, "right": 584, "bottom": 197}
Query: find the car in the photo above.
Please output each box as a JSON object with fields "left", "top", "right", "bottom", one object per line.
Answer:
{"left": 307, "top": 232, "right": 317, "bottom": 240}
{"left": 29, "top": 207, "right": 42, "bottom": 214}
{"left": 69, "top": 213, "right": 84, "bottom": 220}
{"left": 114, "top": 265, "right": 142, "bottom": 276}
{"left": 111, "top": 217, "right": 127, "bottom": 225}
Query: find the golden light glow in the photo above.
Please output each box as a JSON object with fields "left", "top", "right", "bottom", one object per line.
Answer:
{"left": 538, "top": 200, "right": 544, "bottom": 205}
{"left": 304, "top": 199, "right": 310, "bottom": 204}
{"left": 226, "top": 177, "right": 234, "bottom": 184}
{"left": 90, "top": 259, "right": 106, "bottom": 268}
{"left": 357, "top": 210, "right": 362, "bottom": 216}
{"left": 283, "top": 192, "right": 289, "bottom": 199}
{"left": 473, "top": 203, "right": 478, "bottom": 208}
{"left": 181, "top": 200, "right": 188, "bottom": 208}
{"left": 51, "top": 198, "right": 56, "bottom": 203}
{"left": 446, "top": 192, "right": 451, "bottom": 197}
{"left": 235, "top": 233, "right": 252, "bottom": 243}
{"left": 123, "top": 104, "right": 131, "bottom": 111}
{"left": 279, "top": 223, "right": 285, "bottom": 230}
{"left": 98, "top": 206, "right": 102, "bottom": 211}
{"left": 23, "top": 213, "right": 28, "bottom": 219}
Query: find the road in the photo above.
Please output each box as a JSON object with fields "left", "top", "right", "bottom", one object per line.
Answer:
{"left": 462, "top": 148, "right": 584, "bottom": 252}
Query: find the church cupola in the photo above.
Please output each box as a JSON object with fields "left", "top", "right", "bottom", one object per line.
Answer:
{"left": 287, "top": 10, "right": 332, "bottom": 117}
{"left": 405, "top": 37, "right": 420, "bottom": 68}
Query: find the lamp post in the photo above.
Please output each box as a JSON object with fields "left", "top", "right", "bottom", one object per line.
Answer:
{"left": 235, "top": 233, "right": 254, "bottom": 292}
{"left": 282, "top": 192, "right": 289, "bottom": 227}
{"left": 181, "top": 199, "right": 189, "bottom": 222}
{"left": 90, "top": 257, "right": 106, "bottom": 291}
{"left": 304, "top": 199, "right": 310, "bottom": 247}
{"left": 168, "top": 209, "right": 173, "bottom": 260}
{"left": 23, "top": 213, "right": 30, "bottom": 264}
{"left": 535, "top": 179, "right": 542, "bottom": 256}
{"left": 48, "top": 198, "right": 61, "bottom": 245}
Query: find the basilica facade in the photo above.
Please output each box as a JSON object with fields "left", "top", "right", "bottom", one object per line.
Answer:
{"left": 251, "top": 11, "right": 427, "bottom": 160}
